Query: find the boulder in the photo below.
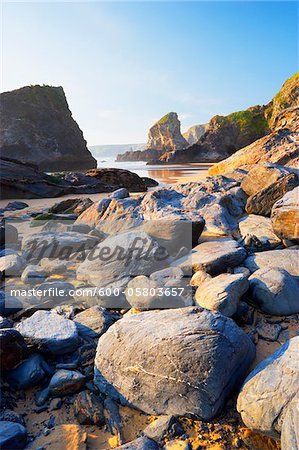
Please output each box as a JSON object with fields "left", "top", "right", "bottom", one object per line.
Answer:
{"left": 109, "top": 188, "right": 129, "bottom": 199}
{"left": 0, "top": 254, "right": 25, "bottom": 277}
{"left": 238, "top": 214, "right": 281, "bottom": 250}
{"left": 2, "top": 201, "right": 29, "bottom": 211}
{"left": 244, "top": 248, "right": 299, "bottom": 276}
{"left": 39, "top": 258, "right": 68, "bottom": 275}
{"left": 115, "top": 437, "right": 158, "bottom": 450}
{"left": 7, "top": 354, "right": 52, "bottom": 389}
{"left": 94, "top": 307, "right": 255, "bottom": 418}
{"left": 172, "top": 239, "right": 247, "bottom": 275}
{"left": 125, "top": 275, "right": 193, "bottom": 310}
{"left": 22, "top": 231, "right": 99, "bottom": 260}
{"left": 248, "top": 268, "right": 299, "bottom": 315}
{"left": 143, "top": 416, "right": 182, "bottom": 444}
{"left": 194, "top": 273, "right": 249, "bottom": 317}
{"left": 0, "top": 328, "right": 27, "bottom": 370}
{"left": 241, "top": 164, "right": 292, "bottom": 196}
{"left": 256, "top": 321, "right": 282, "bottom": 342}
{"left": 16, "top": 310, "right": 79, "bottom": 355}
{"left": 77, "top": 231, "right": 166, "bottom": 287}
{"left": 21, "top": 264, "right": 46, "bottom": 285}
{"left": 271, "top": 186, "right": 299, "bottom": 242}
{"left": 245, "top": 172, "right": 298, "bottom": 216}
{"left": 0, "top": 421, "right": 27, "bottom": 450}
{"left": 48, "top": 198, "right": 93, "bottom": 215}
{"left": 0, "top": 85, "right": 96, "bottom": 171}
{"left": 48, "top": 370, "right": 86, "bottom": 396}
{"left": 74, "top": 390, "right": 105, "bottom": 426}
{"left": 74, "top": 306, "right": 114, "bottom": 338}
{"left": 237, "top": 336, "right": 299, "bottom": 439}
{"left": 85, "top": 168, "right": 151, "bottom": 193}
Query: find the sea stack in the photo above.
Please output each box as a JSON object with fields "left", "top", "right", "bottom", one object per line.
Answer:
{"left": 0, "top": 85, "right": 97, "bottom": 171}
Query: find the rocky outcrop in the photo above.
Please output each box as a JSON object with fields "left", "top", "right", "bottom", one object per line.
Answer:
{"left": 117, "top": 113, "right": 188, "bottom": 161}
{"left": 209, "top": 73, "right": 299, "bottom": 175}
{"left": 146, "top": 112, "right": 188, "bottom": 151}
{"left": 0, "top": 85, "right": 96, "bottom": 171}
{"left": 163, "top": 105, "right": 269, "bottom": 164}
{"left": 265, "top": 72, "right": 299, "bottom": 129}
{"left": 209, "top": 124, "right": 299, "bottom": 176}
{"left": 0, "top": 158, "right": 155, "bottom": 199}
{"left": 183, "top": 124, "right": 208, "bottom": 145}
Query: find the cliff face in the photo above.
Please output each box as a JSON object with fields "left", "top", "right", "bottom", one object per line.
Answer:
{"left": 265, "top": 73, "right": 299, "bottom": 130}
{"left": 117, "top": 112, "right": 188, "bottom": 162}
{"left": 161, "top": 105, "right": 269, "bottom": 164}
{"left": 208, "top": 108, "right": 299, "bottom": 176}
{"left": 146, "top": 112, "right": 188, "bottom": 152}
{"left": 0, "top": 85, "right": 97, "bottom": 171}
{"left": 183, "top": 124, "right": 208, "bottom": 145}
{"left": 209, "top": 73, "right": 299, "bottom": 175}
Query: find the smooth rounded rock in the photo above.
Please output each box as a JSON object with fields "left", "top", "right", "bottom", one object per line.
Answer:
{"left": 49, "top": 370, "right": 86, "bottom": 396}
{"left": 244, "top": 248, "right": 299, "bottom": 276}
{"left": 194, "top": 273, "right": 249, "bottom": 317}
{"left": 94, "top": 307, "right": 255, "bottom": 419}
{"left": 249, "top": 267, "right": 299, "bottom": 315}
{"left": 16, "top": 310, "right": 79, "bottom": 355}
{"left": 237, "top": 336, "right": 299, "bottom": 439}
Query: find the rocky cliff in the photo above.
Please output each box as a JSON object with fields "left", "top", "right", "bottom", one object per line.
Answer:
{"left": 160, "top": 105, "right": 269, "bottom": 164}
{"left": 146, "top": 112, "right": 188, "bottom": 151}
{"left": 183, "top": 124, "right": 208, "bottom": 145}
{"left": 117, "top": 112, "right": 188, "bottom": 162}
{"left": 209, "top": 73, "right": 299, "bottom": 175}
{"left": 0, "top": 85, "right": 97, "bottom": 171}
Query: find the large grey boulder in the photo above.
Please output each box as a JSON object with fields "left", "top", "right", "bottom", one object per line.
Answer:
{"left": 244, "top": 248, "right": 299, "bottom": 276}
{"left": 172, "top": 239, "right": 247, "bottom": 275}
{"left": 21, "top": 264, "right": 46, "bottom": 285}
{"left": 238, "top": 214, "right": 281, "bottom": 250}
{"left": 0, "top": 254, "right": 25, "bottom": 277}
{"left": 271, "top": 186, "right": 299, "bottom": 242}
{"left": 248, "top": 268, "right": 299, "bottom": 315}
{"left": 237, "top": 336, "right": 299, "bottom": 440}
{"left": 77, "top": 231, "right": 166, "bottom": 287}
{"left": 125, "top": 274, "right": 193, "bottom": 310}
{"left": 194, "top": 273, "right": 249, "bottom": 317}
{"left": 94, "top": 307, "right": 255, "bottom": 419}
{"left": 16, "top": 310, "right": 79, "bottom": 355}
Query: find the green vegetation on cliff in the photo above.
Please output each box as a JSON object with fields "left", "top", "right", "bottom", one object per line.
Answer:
{"left": 226, "top": 107, "right": 269, "bottom": 135}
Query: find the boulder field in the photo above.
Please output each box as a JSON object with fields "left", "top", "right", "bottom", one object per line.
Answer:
{"left": 0, "top": 161, "right": 298, "bottom": 449}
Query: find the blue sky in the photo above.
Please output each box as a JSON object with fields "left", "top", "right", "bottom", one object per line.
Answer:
{"left": 2, "top": 1, "right": 298, "bottom": 145}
